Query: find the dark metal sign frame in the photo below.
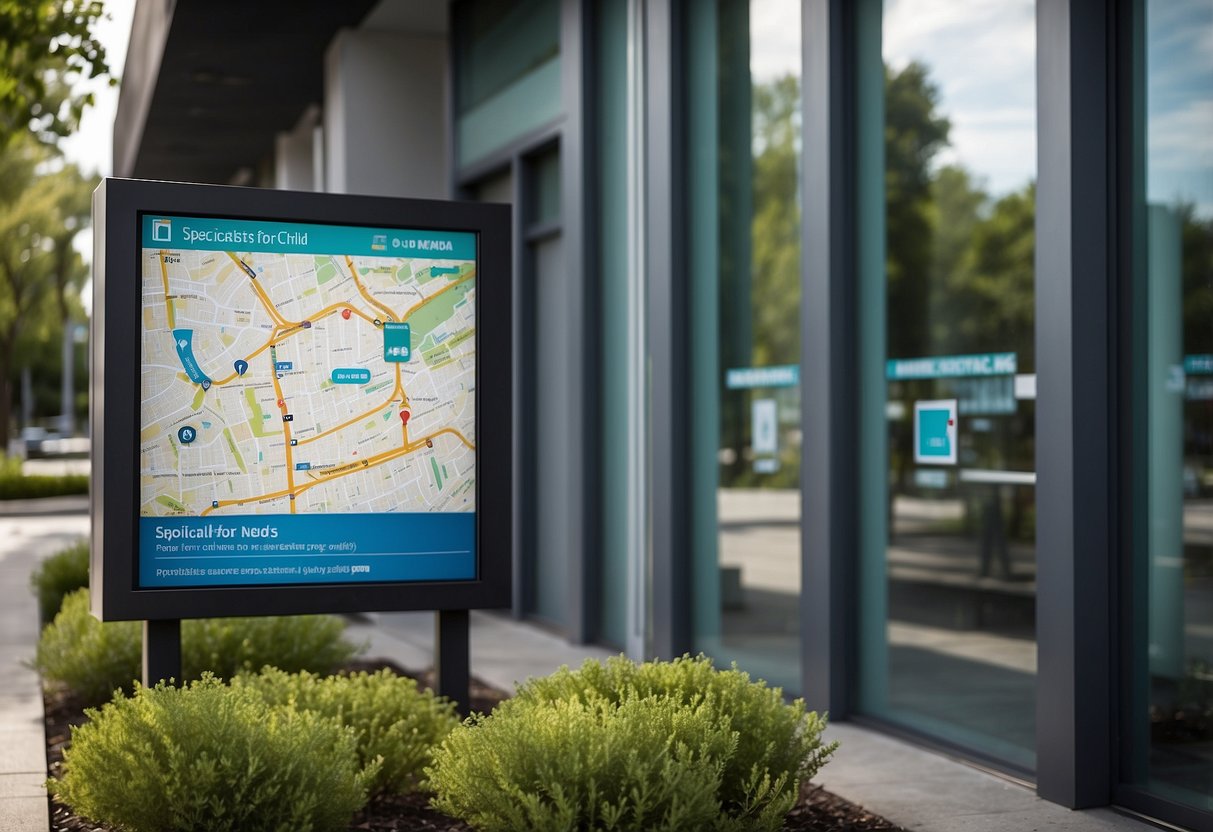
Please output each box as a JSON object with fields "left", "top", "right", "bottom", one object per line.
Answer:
{"left": 91, "top": 177, "right": 511, "bottom": 624}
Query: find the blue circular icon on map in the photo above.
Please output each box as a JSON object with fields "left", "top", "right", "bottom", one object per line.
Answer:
{"left": 201, "top": 379, "right": 211, "bottom": 391}
{"left": 234, "top": 359, "right": 248, "bottom": 376}
{"left": 178, "top": 426, "right": 197, "bottom": 445}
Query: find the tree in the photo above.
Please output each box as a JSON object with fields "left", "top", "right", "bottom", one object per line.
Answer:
{"left": 0, "top": 0, "right": 111, "bottom": 147}
{"left": 0, "top": 138, "right": 93, "bottom": 448}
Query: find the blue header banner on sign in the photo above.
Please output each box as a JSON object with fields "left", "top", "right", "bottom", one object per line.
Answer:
{"left": 142, "top": 214, "right": 477, "bottom": 260}
{"left": 887, "top": 352, "right": 1017, "bottom": 381}
{"left": 725, "top": 365, "right": 800, "bottom": 389}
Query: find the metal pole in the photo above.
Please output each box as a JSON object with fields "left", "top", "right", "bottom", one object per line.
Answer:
{"left": 142, "top": 619, "right": 181, "bottom": 688}
{"left": 60, "top": 321, "right": 73, "bottom": 437}
{"left": 434, "top": 609, "right": 470, "bottom": 716}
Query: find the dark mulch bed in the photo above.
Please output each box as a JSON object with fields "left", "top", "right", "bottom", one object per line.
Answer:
{"left": 44, "top": 659, "right": 904, "bottom": 832}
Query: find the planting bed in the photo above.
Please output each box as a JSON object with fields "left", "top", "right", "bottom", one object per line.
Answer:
{"left": 43, "top": 660, "right": 904, "bottom": 832}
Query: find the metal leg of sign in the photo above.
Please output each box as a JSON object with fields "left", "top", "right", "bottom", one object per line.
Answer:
{"left": 143, "top": 619, "right": 182, "bottom": 689}
{"left": 435, "top": 609, "right": 470, "bottom": 716}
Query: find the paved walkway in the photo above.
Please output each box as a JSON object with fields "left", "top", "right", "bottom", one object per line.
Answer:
{"left": 0, "top": 509, "right": 88, "bottom": 832}
{"left": 0, "top": 500, "right": 1167, "bottom": 831}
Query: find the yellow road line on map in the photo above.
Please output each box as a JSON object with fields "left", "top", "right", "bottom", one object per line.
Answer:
{"left": 159, "top": 251, "right": 175, "bottom": 329}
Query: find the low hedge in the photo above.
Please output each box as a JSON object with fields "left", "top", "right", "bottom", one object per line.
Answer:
{"left": 35, "top": 589, "right": 363, "bottom": 704}
{"left": 234, "top": 666, "right": 460, "bottom": 796}
{"left": 428, "top": 655, "right": 837, "bottom": 832}
{"left": 50, "top": 675, "right": 375, "bottom": 832}
{"left": 30, "top": 540, "right": 90, "bottom": 624}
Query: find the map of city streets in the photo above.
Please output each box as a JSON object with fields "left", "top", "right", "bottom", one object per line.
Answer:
{"left": 138, "top": 216, "right": 478, "bottom": 588}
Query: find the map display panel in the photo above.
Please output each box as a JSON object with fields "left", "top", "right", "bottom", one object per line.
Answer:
{"left": 138, "top": 214, "right": 477, "bottom": 588}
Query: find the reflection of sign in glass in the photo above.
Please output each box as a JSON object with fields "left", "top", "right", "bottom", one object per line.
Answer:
{"left": 752, "top": 398, "right": 779, "bottom": 474}
{"left": 914, "top": 399, "right": 957, "bottom": 465}
{"left": 752, "top": 398, "right": 778, "bottom": 454}
{"left": 887, "top": 352, "right": 1016, "bottom": 381}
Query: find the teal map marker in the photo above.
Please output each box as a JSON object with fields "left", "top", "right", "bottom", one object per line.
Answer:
{"left": 383, "top": 322, "right": 411, "bottom": 363}
{"left": 234, "top": 359, "right": 248, "bottom": 376}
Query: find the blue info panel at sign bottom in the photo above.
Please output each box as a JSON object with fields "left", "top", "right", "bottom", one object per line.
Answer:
{"left": 139, "top": 513, "right": 475, "bottom": 588}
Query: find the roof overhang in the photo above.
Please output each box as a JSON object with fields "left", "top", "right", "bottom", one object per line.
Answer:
{"left": 114, "top": 0, "right": 378, "bottom": 184}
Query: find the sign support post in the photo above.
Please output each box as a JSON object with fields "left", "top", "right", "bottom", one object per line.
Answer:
{"left": 142, "top": 619, "right": 181, "bottom": 688}
{"left": 435, "top": 609, "right": 470, "bottom": 715}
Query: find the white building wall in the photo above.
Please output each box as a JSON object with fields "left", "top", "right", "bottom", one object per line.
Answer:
{"left": 323, "top": 29, "right": 449, "bottom": 199}
{"left": 274, "top": 107, "right": 320, "bottom": 191}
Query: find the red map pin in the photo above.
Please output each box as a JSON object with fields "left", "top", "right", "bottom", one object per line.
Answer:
{"left": 399, "top": 410, "right": 410, "bottom": 426}
{"left": 277, "top": 399, "right": 285, "bottom": 408}
{"left": 341, "top": 308, "right": 352, "bottom": 320}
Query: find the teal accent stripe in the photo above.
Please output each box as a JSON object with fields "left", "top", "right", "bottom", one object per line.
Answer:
{"left": 458, "top": 56, "right": 562, "bottom": 169}
{"left": 142, "top": 215, "right": 476, "bottom": 260}
{"left": 725, "top": 364, "right": 800, "bottom": 389}
{"left": 886, "top": 352, "right": 1017, "bottom": 380}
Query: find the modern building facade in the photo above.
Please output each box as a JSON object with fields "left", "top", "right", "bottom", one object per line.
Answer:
{"left": 114, "top": 1, "right": 1212, "bottom": 828}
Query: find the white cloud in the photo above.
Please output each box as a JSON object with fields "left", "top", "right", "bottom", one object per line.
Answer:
{"left": 883, "top": 0, "right": 1036, "bottom": 196}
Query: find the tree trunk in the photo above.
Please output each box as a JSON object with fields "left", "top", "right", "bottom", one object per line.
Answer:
{"left": 0, "top": 350, "right": 12, "bottom": 453}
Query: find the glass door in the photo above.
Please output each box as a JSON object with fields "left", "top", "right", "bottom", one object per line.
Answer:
{"left": 857, "top": 0, "right": 1039, "bottom": 772}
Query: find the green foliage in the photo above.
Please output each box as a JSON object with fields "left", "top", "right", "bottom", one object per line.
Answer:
{"left": 0, "top": 469, "right": 88, "bottom": 500}
{"left": 49, "top": 675, "right": 374, "bottom": 832}
{"left": 29, "top": 538, "right": 88, "bottom": 623}
{"left": 429, "top": 655, "right": 836, "bottom": 831}
{"left": 234, "top": 666, "right": 460, "bottom": 796}
{"left": 429, "top": 695, "right": 740, "bottom": 832}
{"left": 514, "top": 655, "right": 835, "bottom": 816}
{"left": 184, "top": 612, "right": 362, "bottom": 682}
{"left": 0, "top": 139, "right": 96, "bottom": 449}
{"left": 35, "top": 589, "right": 363, "bottom": 704}
{"left": 34, "top": 588, "right": 139, "bottom": 704}
{"left": 0, "top": 0, "right": 111, "bottom": 146}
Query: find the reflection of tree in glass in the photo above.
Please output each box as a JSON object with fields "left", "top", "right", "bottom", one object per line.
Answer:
{"left": 885, "top": 62, "right": 950, "bottom": 360}
{"left": 750, "top": 75, "right": 801, "bottom": 371}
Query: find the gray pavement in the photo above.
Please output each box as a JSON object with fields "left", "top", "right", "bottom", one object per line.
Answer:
{"left": 0, "top": 509, "right": 88, "bottom": 832}
{"left": 0, "top": 501, "right": 1166, "bottom": 831}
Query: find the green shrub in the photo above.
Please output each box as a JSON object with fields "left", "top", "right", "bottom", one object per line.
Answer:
{"left": 234, "top": 666, "right": 459, "bottom": 796}
{"left": 30, "top": 540, "right": 90, "bottom": 624}
{"left": 49, "top": 675, "right": 375, "bottom": 832}
{"left": 184, "top": 612, "right": 362, "bottom": 680}
{"left": 429, "top": 694, "right": 742, "bottom": 832}
{"left": 427, "top": 655, "right": 837, "bottom": 832}
{"left": 34, "top": 588, "right": 140, "bottom": 704}
{"left": 0, "top": 456, "right": 88, "bottom": 500}
{"left": 35, "top": 589, "right": 364, "bottom": 704}
{"left": 511, "top": 655, "right": 837, "bottom": 821}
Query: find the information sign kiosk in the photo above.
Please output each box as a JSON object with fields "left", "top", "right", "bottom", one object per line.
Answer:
{"left": 92, "top": 178, "right": 511, "bottom": 708}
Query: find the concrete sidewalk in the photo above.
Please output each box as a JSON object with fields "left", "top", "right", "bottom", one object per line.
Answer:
{"left": 0, "top": 500, "right": 1164, "bottom": 832}
{"left": 0, "top": 510, "right": 88, "bottom": 832}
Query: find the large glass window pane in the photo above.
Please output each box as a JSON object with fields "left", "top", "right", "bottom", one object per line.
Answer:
{"left": 857, "top": 0, "right": 1038, "bottom": 771}
{"left": 1126, "top": 0, "right": 1213, "bottom": 813}
{"left": 688, "top": 0, "right": 802, "bottom": 693}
